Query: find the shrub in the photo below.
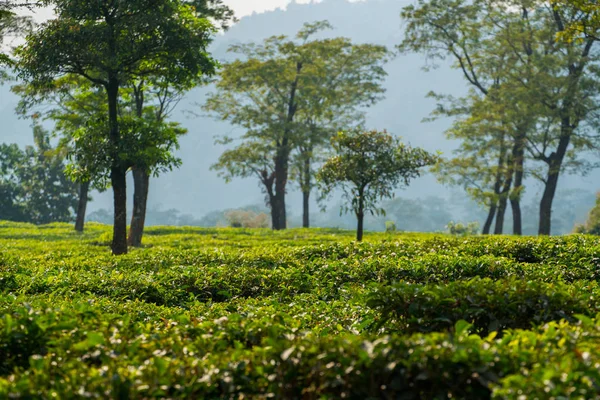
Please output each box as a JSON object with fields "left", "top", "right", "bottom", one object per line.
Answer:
{"left": 367, "top": 278, "right": 598, "bottom": 335}
{"left": 385, "top": 220, "right": 397, "bottom": 233}
{"left": 225, "top": 210, "right": 270, "bottom": 228}
{"left": 575, "top": 192, "right": 600, "bottom": 235}
{"left": 447, "top": 221, "right": 480, "bottom": 236}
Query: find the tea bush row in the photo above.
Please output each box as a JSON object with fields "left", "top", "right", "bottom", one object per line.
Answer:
{"left": 1, "top": 298, "right": 600, "bottom": 399}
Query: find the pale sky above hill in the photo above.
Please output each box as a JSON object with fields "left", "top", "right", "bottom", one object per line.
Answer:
{"left": 20, "top": 0, "right": 333, "bottom": 21}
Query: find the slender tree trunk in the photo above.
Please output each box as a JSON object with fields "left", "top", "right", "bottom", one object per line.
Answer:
{"left": 270, "top": 197, "right": 279, "bottom": 230}
{"left": 538, "top": 159, "right": 562, "bottom": 236}
{"left": 509, "top": 129, "right": 527, "bottom": 235}
{"left": 494, "top": 157, "right": 514, "bottom": 235}
{"left": 302, "top": 191, "right": 310, "bottom": 229}
{"left": 510, "top": 196, "right": 522, "bottom": 235}
{"left": 128, "top": 82, "right": 151, "bottom": 247}
{"left": 510, "top": 135, "right": 525, "bottom": 235}
{"left": 302, "top": 154, "right": 311, "bottom": 228}
{"left": 488, "top": 133, "right": 507, "bottom": 235}
{"left": 357, "top": 211, "right": 364, "bottom": 242}
{"left": 273, "top": 61, "right": 302, "bottom": 231}
{"left": 111, "top": 166, "right": 128, "bottom": 255}
{"left": 74, "top": 180, "right": 90, "bottom": 232}
{"left": 494, "top": 197, "right": 508, "bottom": 235}
{"left": 356, "top": 188, "right": 365, "bottom": 241}
{"left": 128, "top": 167, "right": 150, "bottom": 247}
{"left": 538, "top": 124, "right": 571, "bottom": 236}
{"left": 482, "top": 202, "right": 497, "bottom": 235}
{"left": 261, "top": 171, "right": 277, "bottom": 229}
{"left": 107, "top": 76, "right": 127, "bottom": 255}
{"left": 273, "top": 151, "right": 288, "bottom": 231}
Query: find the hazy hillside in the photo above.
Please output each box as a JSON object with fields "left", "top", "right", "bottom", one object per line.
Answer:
{"left": 1, "top": 0, "right": 597, "bottom": 232}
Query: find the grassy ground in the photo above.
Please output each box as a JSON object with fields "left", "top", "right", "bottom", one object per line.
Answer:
{"left": 1, "top": 222, "right": 600, "bottom": 398}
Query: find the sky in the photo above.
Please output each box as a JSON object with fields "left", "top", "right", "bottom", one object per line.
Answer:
{"left": 21, "top": 0, "right": 325, "bottom": 21}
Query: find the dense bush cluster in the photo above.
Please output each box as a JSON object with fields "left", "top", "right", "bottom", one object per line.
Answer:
{"left": 1, "top": 222, "right": 600, "bottom": 398}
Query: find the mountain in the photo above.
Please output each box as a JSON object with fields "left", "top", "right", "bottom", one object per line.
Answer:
{"left": 1, "top": 0, "right": 597, "bottom": 232}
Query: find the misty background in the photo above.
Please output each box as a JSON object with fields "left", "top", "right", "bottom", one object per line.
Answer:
{"left": 2, "top": 0, "right": 597, "bottom": 233}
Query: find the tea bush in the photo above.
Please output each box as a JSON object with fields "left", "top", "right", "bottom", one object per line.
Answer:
{"left": 0, "top": 222, "right": 600, "bottom": 398}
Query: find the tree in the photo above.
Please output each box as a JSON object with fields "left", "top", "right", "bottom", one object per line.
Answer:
{"left": 0, "top": 123, "right": 78, "bottom": 224}
{"left": 400, "top": 0, "right": 600, "bottom": 236}
{"left": 317, "top": 130, "right": 436, "bottom": 241}
{"left": 206, "top": 21, "right": 389, "bottom": 230}
{"left": 127, "top": 0, "right": 235, "bottom": 247}
{"left": 15, "top": 0, "right": 217, "bottom": 254}
{"left": 13, "top": 75, "right": 107, "bottom": 232}
{"left": 13, "top": 75, "right": 185, "bottom": 237}
{"left": 0, "top": 1, "right": 33, "bottom": 78}
{"left": 0, "top": 142, "right": 27, "bottom": 221}
{"left": 399, "top": 0, "right": 529, "bottom": 235}
{"left": 575, "top": 192, "right": 600, "bottom": 235}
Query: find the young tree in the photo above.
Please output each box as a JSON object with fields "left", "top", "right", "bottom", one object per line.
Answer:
{"left": 317, "top": 130, "right": 436, "bottom": 241}
{"left": 15, "top": 0, "right": 217, "bottom": 254}
{"left": 206, "top": 21, "right": 389, "bottom": 230}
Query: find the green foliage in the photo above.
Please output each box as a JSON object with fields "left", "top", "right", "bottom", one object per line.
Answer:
{"left": 317, "top": 129, "right": 436, "bottom": 240}
{"left": 368, "top": 277, "right": 597, "bottom": 335}
{"left": 0, "top": 225, "right": 599, "bottom": 396}
{"left": 15, "top": 0, "right": 218, "bottom": 254}
{"left": 447, "top": 221, "right": 480, "bottom": 236}
{"left": 206, "top": 21, "right": 390, "bottom": 228}
{"left": 0, "top": 125, "right": 78, "bottom": 224}
{"left": 225, "top": 209, "right": 270, "bottom": 229}
{"left": 401, "top": 0, "right": 600, "bottom": 235}
{"left": 385, "top": 220, "right": 397, "bottom": 233}
{"left": 575, "top": 192, "right": 600, "bottom": 235}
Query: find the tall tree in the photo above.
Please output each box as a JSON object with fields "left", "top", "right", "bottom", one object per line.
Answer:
{"left": 291, "top": 33, "right": 389, "bottom": 228}
{"left": 206, "top": 21, "right": 389, "bottom": 229}
{"left": 400, "top": 0, "right": 527, "bottom": 235}
{"left": 401, "top": 0, "right": 600, "bottom": 235}
{"left": 15, "top": 75, "right": 187, "bottom": 236}
{"left": 15, "top": 0, "right": 217, "bottom": 254}
{"left": 317, "top": 129, "right": 436, "bottom": 241}
{"left": 127, "top": 0, "right": 235, "bottom": 246}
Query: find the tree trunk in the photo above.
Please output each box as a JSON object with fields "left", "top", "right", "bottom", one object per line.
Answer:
{"left": 128, "top": 167, "right": 150, "bottom": 247}
{"left": 510, "top": 196, "right": 522, "bottom": 235}
{"left": 107, "top": 76, "right": 127, "bottom": 255}
{"left": 538, "top": 171, "right": 558, "bottom": 236}
{"left": 272, "top": 61, "right": 302, "bottom": 231}
{"left": 494, "top": 157, "right": 514, "bottom": 235}
{"left": 302, "top": 191, "right": 310, "bottom": 229}
{"left": 74, "top": 180, "right": 90, "bottom": 232}
{"left": 356, "top": 188, "right": 365, "bottom": 241}
{"left": 357, "top": 212, "right": 364, "bottom": 242}
{"left": 270, "top": 196, "right": 279, "bottom": 230}
{"left": 261, "top": 170, "right": 277, "bottom": 229}
{"left": 487, "top": 135, "right": 507, "bottom": 235}
{"left": 510, "top": 132, "right": 526, "bottom": 235}
{"left": 482, "top": 202, "right": 497, "bottom": 235}
{"left": 494, "top": 196, "right": 508, "bottom": 235}
{"left": 111, "top": 166, "right": 128, "bottom": 255}
{"left": 302, "top": 154, "right": 311, "bottom": 228}
{"left": 538, "top": 157, "right": 563, "bottom": 236}
{"left": 273, "top": 148, "right": 289, "bottom": 230}
{"left": 539, "top": 123, "right": 571, "bottom": 236}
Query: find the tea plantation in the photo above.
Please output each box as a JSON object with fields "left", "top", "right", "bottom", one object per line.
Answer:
{"left": 1, "top": 221, "right": 600, "bottom": 399}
